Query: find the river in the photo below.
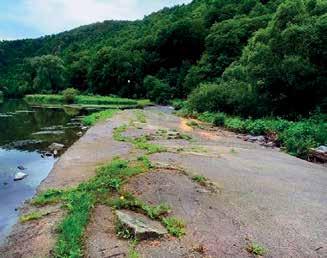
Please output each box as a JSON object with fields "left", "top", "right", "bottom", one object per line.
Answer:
{"left": 0, "top": 99, "right": 86, "bottom": 242}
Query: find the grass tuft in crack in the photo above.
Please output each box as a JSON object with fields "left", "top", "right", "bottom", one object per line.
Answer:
{"left": 19, "top": 211, "right": 48, "bottom": 223}
{"left": 113, "top": 125, "right": 166, "bottom": 154}
{"left": 162, "top": 217, "right": 186, "bottom": 238}
{"left": 32, "top": 157, "right": 152, "bottom": 258}
{"left": 247, "top": 242, "right": 267, "bottom": 256}
{"left": 134, "top": 110, "right": 147, "bottom": 123}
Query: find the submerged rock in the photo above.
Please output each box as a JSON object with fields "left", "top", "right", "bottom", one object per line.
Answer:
{"left": 14, "top": 172, "right": 28, "bottom": 181}
{"left": 116, "top": 210, "right": 167, "bottom": 240}
{"left": 17, "top": 165, "right": 26, "bottom": 171}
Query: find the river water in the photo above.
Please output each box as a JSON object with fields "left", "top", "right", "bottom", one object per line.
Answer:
{"left": 0, "top": 99, "right": 86, "bottom": 242}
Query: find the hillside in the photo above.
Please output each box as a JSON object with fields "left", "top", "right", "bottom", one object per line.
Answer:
{"left": 0, "top": 0, "right": 326, "bottom": 117}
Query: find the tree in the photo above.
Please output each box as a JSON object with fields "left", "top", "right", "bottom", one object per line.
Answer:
{"left": 25, "top": 55, "right": 67, "bottom": 93}
{"left": 143, "top": 75, "right": 172, "bottom": 104}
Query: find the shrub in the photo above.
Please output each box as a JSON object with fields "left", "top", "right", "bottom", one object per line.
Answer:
{"left": 144, "top": 75, "right": 172, "bottom": 104}
{"left": 279, "top": 121, "right": 327, "bottom": 158}
{"left": 213, "top": 113, "right": 226, "bottom": 126}
{"left": 62, "top": 88, "right": 79, "bottom": 104}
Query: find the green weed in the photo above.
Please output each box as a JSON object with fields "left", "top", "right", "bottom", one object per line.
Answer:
{"left": 134, "top": 110, "right": 147, "bottom": 123}
{"left": 191, "top": 175, "right": 207, "bottom": 186}
{"left": 20, "top": 211, "right": 46, "bottom": 223}
{"left": 82, "top": 109, "right": 118, "bottom": 126}
{"left": 162, "top": 217, "right": 186, "bottom": 238}
{"left": 247, "top": 242, "right": 267, "bottom": 256}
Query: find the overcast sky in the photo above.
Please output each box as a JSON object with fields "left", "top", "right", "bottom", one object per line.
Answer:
{"left": 0, "top": 0, "right": 192, "bottom": 40}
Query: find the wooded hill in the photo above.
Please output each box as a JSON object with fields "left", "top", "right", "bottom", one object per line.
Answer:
{"left": 0, "top": 0, "right": 326, "bottom": 117}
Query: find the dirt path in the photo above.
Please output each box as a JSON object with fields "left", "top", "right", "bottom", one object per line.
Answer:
{"left": 1, "top": 107, "right": 326, "bottom": 257}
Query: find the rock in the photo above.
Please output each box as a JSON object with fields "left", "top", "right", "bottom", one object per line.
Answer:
{"left": 14, "top": 172, "right": 28, "bottom": 181}
{"left": 17, "top": 165, "right": 26, "bottom": 170}
{"left": 81, "top": 126, "right": 88, "bottom": 131}
{"left": 245, "top": 135, "right": 265, "bottom": 143}
{"left": 48, "top": 143, "right": 65, "bottom": 151}
{"left": 53, "top": 150, "right": 58, "bottom": 156}
{"left": 264, "top": 141, "right": 276, "bottom": 148}
{"left": 316, "top": 146, "right": 327, "bottom": 153}
{"left": 116, "top": 210, "right": 167, "bottom": 240}
{"left": 45, "top": 152, "right": 52, "bottom": 157}
{"left": 77, "top": 131, "right": 83, "bottom": 137}
{"left": 167, "top": 131, "right": 181, "bottom": 140}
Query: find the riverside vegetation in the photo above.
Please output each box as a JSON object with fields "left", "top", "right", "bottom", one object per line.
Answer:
{"left": 0, "top": 0, "right": 326, "bottom": 159}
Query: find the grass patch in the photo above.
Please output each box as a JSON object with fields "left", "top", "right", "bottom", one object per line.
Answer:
{"left": 162, "top": 217, "right": 186, "bottom": 238}
{"left": 20, "top": 211, "right": 47, "bottom": 223}
{"left": 132, "top": 136, "right": 166, "bottom": 154}
{"left": 113, "top": 125, "right": 166, "bottom": 154}
{"left": 25, "top": 94, "right": 138, "bottom": 106}
{"left": 82, "top": 109, "right": 118, "bottom": 126}
{"left": 191, "top": 175, "right": 207, "bottom": 186}
{"left": 32, "top": 157, "right": 152, "bottom": 257}
{"left": 32, "top": 189, "right": 64, "bottom": 206}
{"left": 134, "top": 110, "right": 147, "bottom": 123}
{"left": 108, "top": 192, "right": 171, "bottom": 220}
{"left": 246, "top": 242, "right": 267, "bottom": 256}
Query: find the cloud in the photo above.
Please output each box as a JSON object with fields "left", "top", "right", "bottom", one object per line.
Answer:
{"left": 5, "top": 0, "right": 191, "bottom": 38}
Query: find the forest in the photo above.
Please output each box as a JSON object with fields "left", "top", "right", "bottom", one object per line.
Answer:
{"left": 0, "top": 0, "right": 326, "bottom": 119}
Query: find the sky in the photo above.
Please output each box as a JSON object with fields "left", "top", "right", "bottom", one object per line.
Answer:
{"left": 0, "top": 0, "right": 192, "bottom": 40}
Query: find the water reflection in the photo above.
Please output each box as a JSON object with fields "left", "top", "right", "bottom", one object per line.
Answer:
{"left": 0, "top": 99, "right": 87, "bottom": 241}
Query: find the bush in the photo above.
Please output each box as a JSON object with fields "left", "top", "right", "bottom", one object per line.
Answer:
{"left": 144, "top": 75, "right": 172, "bottom": 104}
{"left": 213, "top": 113, "right": 226, "bottom": 126}
{"left": 62, "top": 88, "right": 79, "bottom": 104}
{"left": 279, "top": 121, "right": 327, "bottom": 158}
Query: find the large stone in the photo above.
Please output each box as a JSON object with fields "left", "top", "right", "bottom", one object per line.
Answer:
{"left": 316, "top": 146, "right": 327, "bottom": 153}
{"left": 48, "top": 143, "right": 65, "bottom": 151}
{"left": 116, "top": 210, "right": 167, "bottom": 240}
{"left": 14, "top": 172, "right": 28, "bottom": 181}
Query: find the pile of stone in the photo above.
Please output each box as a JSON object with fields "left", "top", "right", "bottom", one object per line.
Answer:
{"left": 242, "top": 135, "right": 277, "bottom": 148}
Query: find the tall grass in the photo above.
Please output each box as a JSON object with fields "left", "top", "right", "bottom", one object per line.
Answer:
{"left": 24, "top": 94, "right": 138, "bottom": 106}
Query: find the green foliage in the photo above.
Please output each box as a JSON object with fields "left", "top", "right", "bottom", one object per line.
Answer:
{"left": 62, "top": 88, "right": 79, "bottom": 104}
{"left": 32, "top": 189, "right": 64, "bottom": 206}
{"left": 162, "top": 217, "right": 186, "bottom": 238}
{"left": 189, "top": 0, "right": 327, "bottom": 117}
{"left": 194, "top": 111, "right": 327, "bottom": 158}
{"left": 247, "top": 242, "right": 267, "bottom": 256}
{"left": 55, "top": 191, "right": 94, "bottom": 258}
{"left": 82, "top": 109, "right": 118, "bottom": 126}
{"left": 24, "top": 94, "right": 138, "bottom": 106}
{"left": 0, "top": 0, "right": 325, "bottom": 119}
{"left": 279, "top": 121, "right": 327, "bottom": 158}
{"left": 144, "top": 76, "right": 172, "bottom": 104}
{"left": 134, "top": 110, "right": 146, "bottom": 123}
{"left": 191, "top": 175, "right": 207, "bottom": 186}
{"left": 24, "top": 55, "right": 67, "bottom": 94}
{"left": 30, "top": 157, "right": 152, "bottom": 257}
{"left": 113, "top": 125, "right": 166, "bottom": 154}
{"left": 132, "top": 136, "right": 166, "bottom": 154}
